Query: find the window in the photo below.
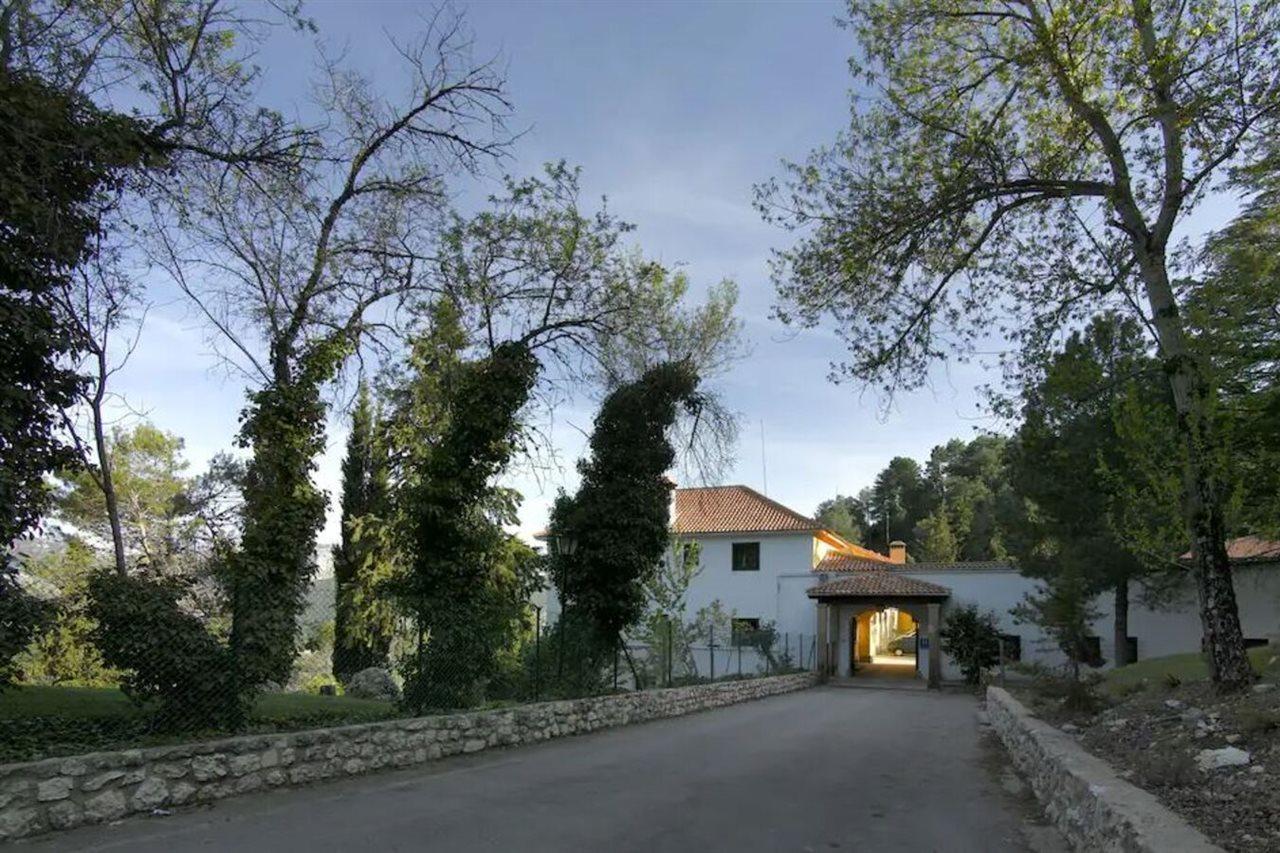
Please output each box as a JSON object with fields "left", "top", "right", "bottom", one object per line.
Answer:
{"left": 731, "top": 618, "right": 761, "bottom": 644}
{"left": 1081, "top": 636, "right": 1103, "bottom": 666}
{"left": 732, "top": 542, "right": 760, "bottom": 572}
{"left": 998, "top": 634, "right": 1022, "bottom": 663}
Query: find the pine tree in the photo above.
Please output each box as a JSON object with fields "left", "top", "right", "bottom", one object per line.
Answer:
{"left": 917, "top": 509, "right": 959, "bottom": 563}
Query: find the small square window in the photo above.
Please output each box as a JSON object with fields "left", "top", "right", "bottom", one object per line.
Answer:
{"left": 731, "top": 617, "right": 761, "bottom": 644}
{"left": 732, "top": 542, "right": 760, "bottom": 572}
{"left": 998, "top": 634, "right": 1022, "bottom": 662}
{"left": 1080, "top": 636, "right": 1103, "bottom": 667}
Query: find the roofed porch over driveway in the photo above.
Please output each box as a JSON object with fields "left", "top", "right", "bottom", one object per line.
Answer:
{"left": 807, "top": 572, "right": 950, "bottom": 689}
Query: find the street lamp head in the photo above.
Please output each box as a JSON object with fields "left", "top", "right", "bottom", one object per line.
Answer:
{"left": 555, "top": 533, "right": 578, "bottom": 556}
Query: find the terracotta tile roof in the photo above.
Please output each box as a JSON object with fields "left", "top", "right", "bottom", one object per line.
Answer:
{"left": 900, "top": 560, "right": 1016, "bottom": 573}
{"left": 815, "top": 555, "right": 892, "bottom": 573}
{"left": 1181, "top": 535, "right": 1280, "bottom": 565}
{"left": 814, "top": 554, "right": 1015, "bottom": 573}
{"left": 807, "top": 572, "right": 951, "bottom": 599}
{"left": 673, "top": 486, "right": 821, "bottom": 535}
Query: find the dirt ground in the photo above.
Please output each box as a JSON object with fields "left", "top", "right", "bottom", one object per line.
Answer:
{"left": 1017, "top": 675, "right": 1280, "bottom": 852}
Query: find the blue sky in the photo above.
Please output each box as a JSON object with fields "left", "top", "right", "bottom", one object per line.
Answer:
{"left": 110, "top": 1, "right": 1111, "bottom": 545}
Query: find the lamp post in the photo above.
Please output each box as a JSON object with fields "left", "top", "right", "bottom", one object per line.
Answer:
{"left": 550, "top": 531, "right": 576, "bottom": 681}
{"left": 531, "top": 603, "right": 542, "bottom": 701}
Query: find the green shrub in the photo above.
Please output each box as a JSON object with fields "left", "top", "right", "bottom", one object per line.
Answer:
{"left": 87, "top": 571, "right": 243, "bottom": 730}
{"left": 0, "top": 564, "right": 53, "bottom": 690}
{"left": 17, "top": 541, "right": 119, "bottom": 687}
{"left": 301, "top": 674, "right": 341, "bottom": 695}
{"left": 939, "top": 604, "right": 1001, "bottom": 685}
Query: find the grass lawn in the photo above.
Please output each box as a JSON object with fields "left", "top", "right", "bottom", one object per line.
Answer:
{"left": 1104, "top": 646, "right": 1280, "bottom": 695}
{"left": 0, "top": 686, "right": 397, "bottom": 764}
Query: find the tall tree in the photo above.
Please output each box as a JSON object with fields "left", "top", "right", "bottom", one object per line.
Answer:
{"left": 0, "top": 70, "right": 148, "bottom": 547}
{"left": 2, "top": 0, "right": 312, "bottom": 555}
{"left": 917, "top": 508, "right": 959, "bottom": 563}
{"left": 331, "top": 382, "right": 395, "bottom": 682}
{"left": 394, "top": 342, "right": 540, "bottom": 711}
{"left": 1004, "top": 314, "right": 1165, "bottom": 666}
{"left": 864, "top": 457, "right": 930, "bottom": 553}
{"left": 759, "top": 0, "right": 1280, "bottom": 688}
{"left": 1191, "top": 179, "right": 1280, "bottom": 535}
{"left": 156, "top": 16, "right": 513, "bottom": 689}
{"left": 814, "top": 494, "right": 867, "bottom": 544}
{"left": 550, "top": 362, "right": 703, "bottom": 650}
{"left": 59, "top": 423, "right": 195, "bottom": 574}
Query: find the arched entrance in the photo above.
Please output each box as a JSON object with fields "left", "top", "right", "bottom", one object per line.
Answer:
{"left": 849, "top": 607, "right": 917, "bottom": 676}
{"left": 806, "top": 572, "right": 950, "bottom": 688}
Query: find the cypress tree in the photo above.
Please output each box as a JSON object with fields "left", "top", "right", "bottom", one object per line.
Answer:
{"left": 332, "top": 382, "right": 394, "bottom": 682}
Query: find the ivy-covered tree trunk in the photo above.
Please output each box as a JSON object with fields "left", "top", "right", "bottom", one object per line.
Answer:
{"left": 551, "top": 362, "right": 702, "bottom": 652}
{"left": 396, "top": 342, "right": 539, "bottom": 712}
{"left": 228, "top": 348, "right": 335, "bottom": 694}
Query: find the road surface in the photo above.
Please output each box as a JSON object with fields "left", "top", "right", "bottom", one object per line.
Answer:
{"left": 27, "top": 687, "right": 1063, "bottom": 852}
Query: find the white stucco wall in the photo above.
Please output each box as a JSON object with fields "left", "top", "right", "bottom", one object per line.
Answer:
{"left": 681, "top": 532, "right": 819, "bottom": 636}
{"left": 545, "top": 527, "right": 1280, "bottom": 682}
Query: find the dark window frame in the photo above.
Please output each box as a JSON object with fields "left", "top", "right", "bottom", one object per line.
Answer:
{"left": 998, "top": 633, "right": 1022, "bottom": 663}
{"left": 731, "top": 541, "right": 761, "bottom": 572}
{"left": 731, "top": 617, "right": 761, "bottom": 644}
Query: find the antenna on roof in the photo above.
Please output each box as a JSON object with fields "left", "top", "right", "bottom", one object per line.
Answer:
{"left": 760, "top": 418, "right": 768, "bottom": 496}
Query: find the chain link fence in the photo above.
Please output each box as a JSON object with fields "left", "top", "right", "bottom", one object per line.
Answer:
{"left": 3, "top": 607, "right": 817, "bottom": 764}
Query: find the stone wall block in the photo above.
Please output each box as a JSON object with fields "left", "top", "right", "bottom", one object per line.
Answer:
{"left": 0, "top": 673, "right": 813, "bottom": 843}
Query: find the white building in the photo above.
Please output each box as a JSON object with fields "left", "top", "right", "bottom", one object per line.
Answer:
{"left": 544, "top": 485, "right": 1280, "bottom": 686}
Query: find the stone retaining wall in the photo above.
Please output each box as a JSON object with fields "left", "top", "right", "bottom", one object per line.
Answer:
{"left": 0, "top": 673, "right": 814, "bottom": 841}
{"left": 986, "top": 686, "right": 1221, "bottom": 852}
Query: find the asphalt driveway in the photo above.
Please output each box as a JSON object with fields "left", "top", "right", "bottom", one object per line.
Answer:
{"left": 25, "top": 687, "right": 1063, "bottom": 853}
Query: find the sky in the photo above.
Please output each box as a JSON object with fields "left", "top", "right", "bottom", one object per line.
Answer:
{"left": 108, "top": 0, "right": 1080, "bottom": 550}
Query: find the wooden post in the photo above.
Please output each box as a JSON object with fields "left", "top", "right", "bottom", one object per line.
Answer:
{"left": 927, "top": 602, "right": 942, "bottom": 689}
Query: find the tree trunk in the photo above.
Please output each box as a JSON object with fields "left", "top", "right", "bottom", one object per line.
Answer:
{"left": 90, "top": 350, "right": 127, "bottom": 577}
{"left": 1136, "top": 252, "right": 1253, "bottom": 690}
{"left": 1113, "top": 581, "right": 1132, "bottom": 667}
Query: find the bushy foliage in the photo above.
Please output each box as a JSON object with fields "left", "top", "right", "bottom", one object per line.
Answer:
{"left": 550, "top": 362, "right": 701, "bottom": 648}
{"left": 0, "top": 564, "right": 53, "bottom": 690}
{"left": 815, "top": 435, "right": 1012, "bottom": 560}
{"left": 0, "top": 71, "right": 150, "bottom": 546}
{"left": 227, "top": 341, "right": 345, "bottom": 693}
{"left": 87, "top": 571, "right": 240, "bottom": 730}
{"left": 1013, "top": 567, "right": 1104, "bottom": 681}
{"left": 332, "top": 383, "right": 396, "bottom": 682}
{"left": 394, "top": 341, "right": 540, "bottom": 711}
{"left": 58, "top": 424, "right": 202, "bottom": 574}
{"left": 17, "top": 540, "right": 117, "bottom": 687}
{"left": 938, "top": 604, "right": 1001, "bottom": 686}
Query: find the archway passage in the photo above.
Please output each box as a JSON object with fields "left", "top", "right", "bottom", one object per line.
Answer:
{"left": 857, "top": 607, "right": 917, "bottom": 669}
{"left": 806, "top": 573, "right": 950, "bottom": 688}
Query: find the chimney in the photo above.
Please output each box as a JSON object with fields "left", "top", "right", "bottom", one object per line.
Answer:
{"left": 889, "top": 540, "right": 907, "bottom": 564}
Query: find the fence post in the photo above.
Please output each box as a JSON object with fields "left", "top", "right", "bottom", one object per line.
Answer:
{"left": 709, "top": 625, "right": 716, "bottom": 681}
{"left": 784, "top": 632, "right": 790, "bottom": 672}
{"left": 534, "top": 605, "right": 542, "bottom": 702}
{"left": 613, "top": 640, "right": 619, "bottom": 691}
{"left": 666, "top": 618, "right": 673, "bottom": 687}
{"left": 737, "top": 638, "right": 742, "bottom": 676}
